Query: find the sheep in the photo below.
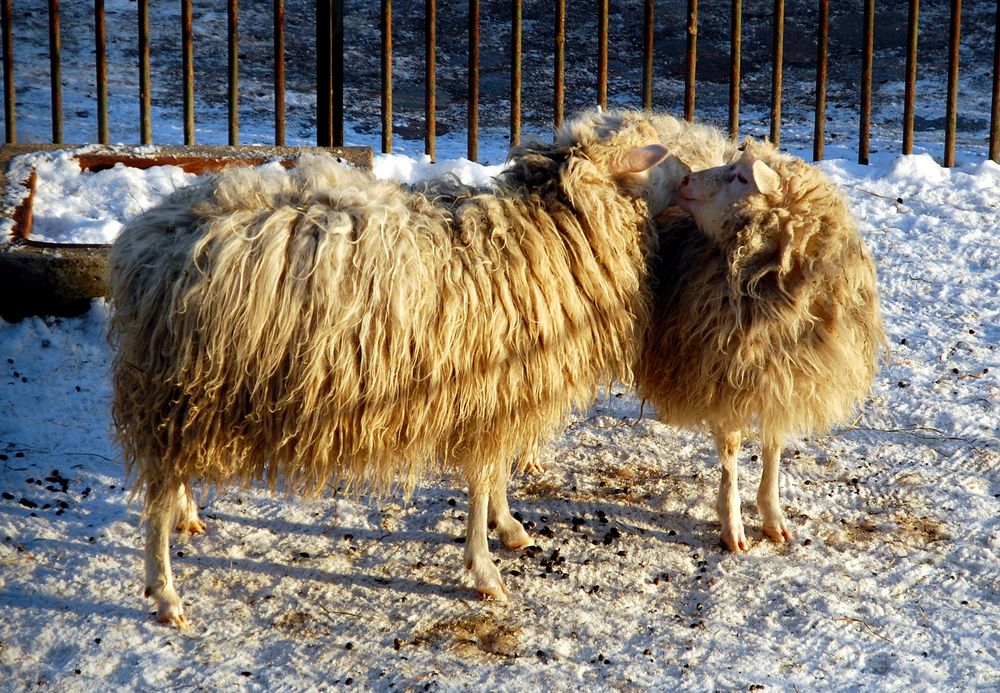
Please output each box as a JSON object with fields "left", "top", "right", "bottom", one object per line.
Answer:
{"left": 636, "top": 138, "right": 887, "bottom": 552}
{"left": 107, "top": 110, "right": 670, "bottom": 626}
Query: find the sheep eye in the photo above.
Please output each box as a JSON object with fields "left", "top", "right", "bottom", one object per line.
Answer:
{"left": 736, "top": 174, "right": 748, "bottom": 184}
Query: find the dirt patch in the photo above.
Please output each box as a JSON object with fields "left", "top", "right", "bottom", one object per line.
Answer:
{"left": 273, "top": 610, "right": 330, "bottom": 639}
{"left": 896, "top": 515, "right": 952, "bottom": 544}
{"left": 836, "top": 514, "right": 951, "bottom": 547}
{"left": 412, "top": 614, "right": 522, "bottom": 659}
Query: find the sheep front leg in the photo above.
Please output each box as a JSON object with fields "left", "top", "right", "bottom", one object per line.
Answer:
{"left": 758, "top": 435, "right": 791, "bottom": 543}
{"left": 464, "top": 471, "right": 508, "bottom": 601}
{"left": 144, "top": 484, "right": 186, "bottom": 626}
{"left": 488, "top": 462, "right": 531, "bottom": 550}
{"left": 713, "top": 428, "right": 748, "bottom": 553}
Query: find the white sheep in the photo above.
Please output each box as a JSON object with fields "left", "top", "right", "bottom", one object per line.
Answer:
{"left": 636, "top": 138, "right": 887, "bottom": 552}
{"left": 108, "top": 110, "right": 669, "bottom": 625}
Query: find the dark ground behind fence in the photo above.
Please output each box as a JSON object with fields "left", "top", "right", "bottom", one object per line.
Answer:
{"left": 2, "top": 1, "right": 999, "bottom": 165}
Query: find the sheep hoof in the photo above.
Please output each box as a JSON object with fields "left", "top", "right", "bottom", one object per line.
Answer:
{"left": 521, "top": 459, "right": 545, "bottom": 475}
{"left": 175, "top": 518, "right": 206, "bottom": 535}
{"left": 501, "top": 533, "right": 532, "bottom": 551}
{"left": 476, "top": 579, "right": 509, "bottom": 602}
{"left": 720, "top": 525, "right": 749, "bottom": 553}
{"left": 762, "top": 524, "right": 792, "bottom": 544}
{"left": 497, "top": 522, "right": 532, "bottom": 551}
{"left": 153, "top": 589, "right": 187, "bottom": 627}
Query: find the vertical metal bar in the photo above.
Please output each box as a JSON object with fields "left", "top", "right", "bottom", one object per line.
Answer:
{"left": 332, "top": 0, "right": 343, "bottom": 147}
{"left": 48, "top": 0, "right": 62, "bottom": 144}
{"left": 2, "top": 0, "right": 16, "bottom": 143}
{"left": 425, "top": 0, "right": 436, "bottom": 160}
{"left": 228, "top": 0, "right": 239, "bottom": 146}
{"left": 990, "top": 0, "right": 1000, "bottom": 162}
{"left": 316, "top": 0, "right": 331, "bottom": 147}
{"left": 903, "top": 0, "right": 919, "bottom": 155}
{"left": 814, "top": 0, "right": 829, "bottom": 161}
{"left": 468, "top": 0, "right": 479, "bottom": 160}
{"left": 181, "top": 0, "right": 194, "bottom": 145}
{"left": 729, "top": 0, "right": 741, "bottom": 139}
{"left": 944, "top": 0, "right": 961, "bottom": 168}
{"left": 642, "top": 0, "right": 654, "bottom": 111}
{"left": 511, "top": 0, "right": 521, "bottom": 146}
{"left": 685, "top": 0, "right": 697, "bottom": 121}
{"left": 770, "top": 0, "right": 783, "bottom": 146}
{"left": 597, "top": 0, "right": 608, "bottom": 108}
{"left": 554, "top": 0, "right": 564, "bottom": 128}
{"left": 274, "top": 0, "right": 285, "bottom": 146}
{"left": 138, "top": 0, "right": 150, "bottom": 144}
{"left": 381, "top": 0, "right": 392, "bottom": 153}
{"left": 859, "top": 0, "right": 874, "bottom": 165}
{"left": 95, "top": 0, "right": 108, "bottom": 144}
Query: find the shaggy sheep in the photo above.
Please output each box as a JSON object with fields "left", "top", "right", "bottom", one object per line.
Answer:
{"left": 108, "top": 110, "right": 669, "bottom": 625}
{"left": 637, "top": 138, "right": 886, "bottom": 552}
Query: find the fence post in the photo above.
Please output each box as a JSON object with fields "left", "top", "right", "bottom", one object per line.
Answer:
{"left": 943, "top": 0, "right": 961, "bottom": 168}
{"left": 381, "top": 0, "right": 392, "bottom": 153}
{"left": 468, "top": 0, "right": 479, "bottom": 161}
{"left": 95, "top": 0, "right": 108, "bottom": 144}
{"left": 425, "top": 0, "right": 436, "bottom": 160}
{"left": 685, "top": 0, "right": 697, "bottom": 121}
{"left": 554, "top": 0, "right": 564, "bottom": 129}
{"left": 729, "top": 0, "right": 741, "bottom": 139}
{"left": 991, "top": 0, "right": 999, "bottom": 162}
{"left": 48, "top": 0, "right": 62, "bottom": 144}
{"left": 274, "top": 0, "right": 285, "bottom": 146}
{"left": 228, "top": 0, "right": 239, "bottom": 146}
{"left": 511, "top": 0, "right": 521, "bottom": 146}
{"left": 138, "top": 0, "right": 150, "bottom": 144}
{"left": 182, "top": 0, "right": 194, "bottom": 145}
{"left": 813, "top": 0, "right": 828, "bottom": 161}
{"left": 597, "top": 0, "right": 607, "bottom": 109}
{"left": 643, "top": 0, "right": 654, "bottom": 111}
{"left": 902, "top": 0, "right": 919, "bottom": 155}
{"left": 2, "top": 0, "right": 15, "bottom": 143}
{"left": 859, "top": 0, "right": 874, "bottom": 165}
{"left": 769, "top": 0, "right": 783, "bottom": 146}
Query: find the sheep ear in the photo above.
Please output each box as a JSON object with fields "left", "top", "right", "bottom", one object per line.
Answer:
{"left": 750, "top": 159, "right": 781, "bottom": 196}
{"left": 620, "top": 144, "right": 670, "bottom": 174}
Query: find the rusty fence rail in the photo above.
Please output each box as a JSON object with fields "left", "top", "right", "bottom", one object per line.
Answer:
{"left": 1, "top": 1, "right": 997, "bottom": 166}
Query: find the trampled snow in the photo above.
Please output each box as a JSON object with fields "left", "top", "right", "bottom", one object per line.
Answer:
{"left": 1, "top": 141, "right": 998, "bottom": 691}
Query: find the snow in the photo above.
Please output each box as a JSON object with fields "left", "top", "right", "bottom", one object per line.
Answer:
{"left": 1, "top": 139, "right": 998, "bottom": 690}
{"left": 4, "top": 150, "right": 506, "bottom": 246}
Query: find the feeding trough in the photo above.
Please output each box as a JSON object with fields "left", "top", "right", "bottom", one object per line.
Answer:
{"left": 0, "top": 144, "right": 371, "bottom": 321}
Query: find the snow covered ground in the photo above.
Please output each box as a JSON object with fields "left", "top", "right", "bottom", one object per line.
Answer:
{"left": 0, "top": 139, "right": 998, "bottom": 690}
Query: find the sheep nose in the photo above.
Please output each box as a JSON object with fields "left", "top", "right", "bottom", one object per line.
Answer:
{"left": 680, "top": 175, "right": 690, "bottom": 186}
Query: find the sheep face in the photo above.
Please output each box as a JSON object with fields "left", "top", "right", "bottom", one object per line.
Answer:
{"left": 676, "top": 154, "right": 781, "bottom": 242}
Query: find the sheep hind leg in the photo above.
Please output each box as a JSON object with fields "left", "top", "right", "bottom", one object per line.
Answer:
{"left": 757, "top": 435, "right": 791, "bottom": 544}
{"left": 144, "top": 482, "right": 186, "bottom": 626}
{"left": 713, "top": 428, "right": 748, "bottom": 553}
{"left": 174, "top": 482, "right": 206, "bottom": 535}
{"left": 488, "top": 462, "right": 531, "bottom": 551}
{"left": 463, "top": 469, "right": 508, "bottom": 601}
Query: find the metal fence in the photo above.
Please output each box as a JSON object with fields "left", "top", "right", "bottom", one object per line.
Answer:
{"left": 2, "top": 1, "right": 998, "bottom": 166}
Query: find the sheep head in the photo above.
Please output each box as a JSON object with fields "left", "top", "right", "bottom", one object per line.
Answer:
{"left": 675, "top": 151, "right": 782, "bottom": 244}
{"left": 519, "top": 109, "right": 671, "bottom": 197}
